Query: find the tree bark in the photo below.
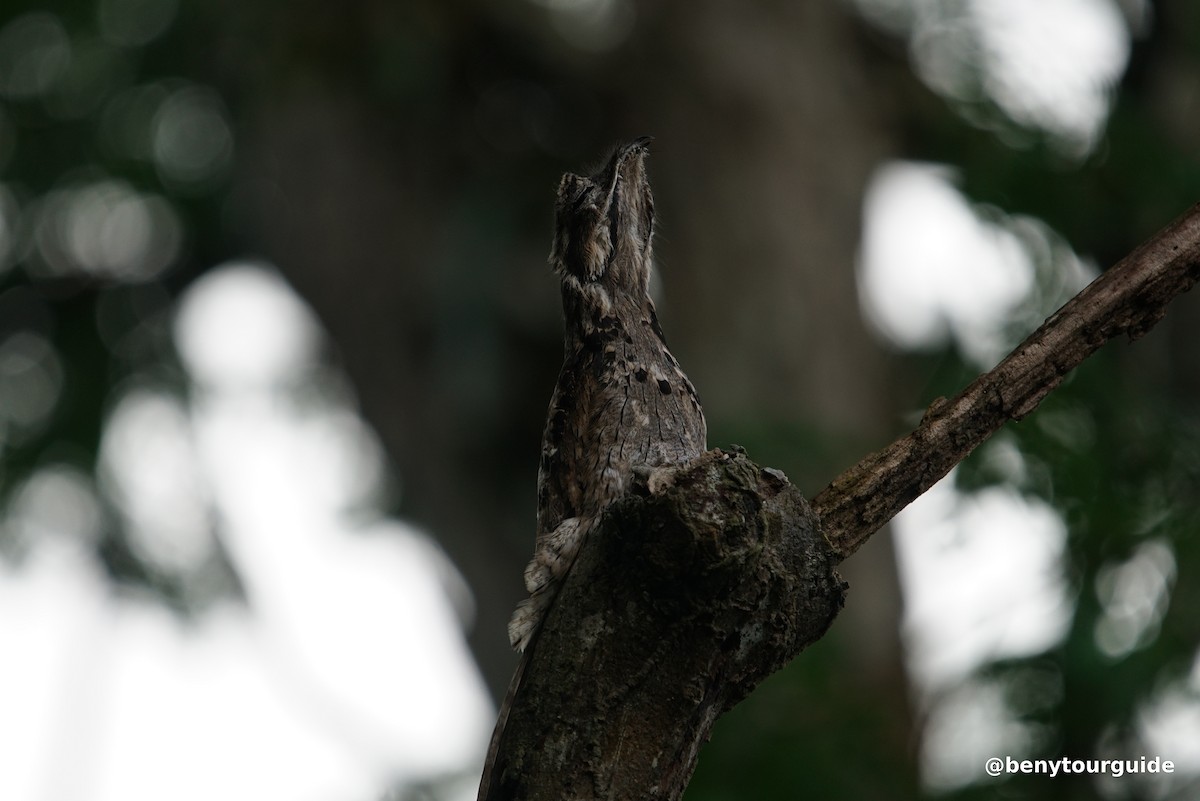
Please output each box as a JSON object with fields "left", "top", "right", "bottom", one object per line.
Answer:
{"left": 479, "top": 202, "right": 1200, "bottom": 800}
{"left": 479, "top": 450, "right": 844, "bottom": 801}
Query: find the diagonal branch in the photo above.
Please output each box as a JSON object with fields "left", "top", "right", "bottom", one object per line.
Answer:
{"left": 812, "top": 202, "right": 1200, "bottom": 561}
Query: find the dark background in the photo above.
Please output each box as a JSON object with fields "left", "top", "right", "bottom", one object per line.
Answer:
{"left": 3, "top": 1, "right": 1200, "bottom": 799}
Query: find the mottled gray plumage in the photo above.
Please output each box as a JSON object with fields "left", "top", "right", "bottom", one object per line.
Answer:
{"left": 508, "top": 137, "right": 708, "bottom": 651}
{"left": 479, "top": 138, "right": 708, "bottom": 801}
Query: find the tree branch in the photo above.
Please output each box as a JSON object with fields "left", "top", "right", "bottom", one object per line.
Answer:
{"left": 813, "top": 202, "right": 1200, "bottom": 560}
{"left": 480, "top": 451, "right": 843, "bottom": 801}
{"left": 479, "top": 202, "right": 1200, "bottom": 799}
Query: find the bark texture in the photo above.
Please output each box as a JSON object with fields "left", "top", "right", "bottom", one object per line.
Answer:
{"left": 480, "top": 449, "right": 844, "bottom": 801}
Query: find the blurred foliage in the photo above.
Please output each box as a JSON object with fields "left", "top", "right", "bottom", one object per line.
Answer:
{"left": 2, "top": 0, "right": 1200, "bottom": 800}
{"left": 0, "top": 0, "right": 234, "bottom": 609}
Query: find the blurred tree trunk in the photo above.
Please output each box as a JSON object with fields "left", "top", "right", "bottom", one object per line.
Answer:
{"left": 221, "top": 0, "right": 916, "bottom": 793}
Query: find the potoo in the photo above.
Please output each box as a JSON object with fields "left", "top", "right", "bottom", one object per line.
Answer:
{"left": 508, "top": 137, "right": 708, "bottom": 651}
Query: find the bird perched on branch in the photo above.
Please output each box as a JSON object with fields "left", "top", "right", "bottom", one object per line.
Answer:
{"left": 508, "top": 137, "right": 708, "bottom": 651}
